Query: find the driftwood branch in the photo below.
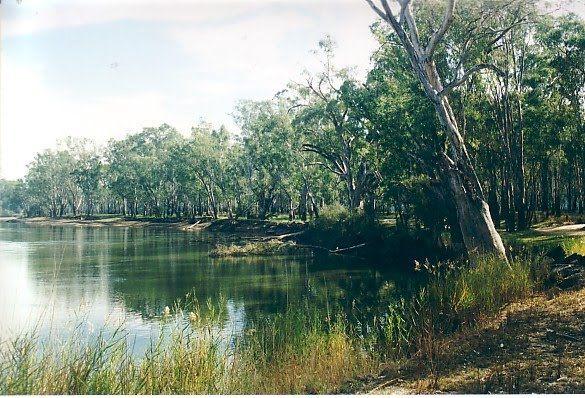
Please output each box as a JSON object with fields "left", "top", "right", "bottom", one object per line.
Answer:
{"left": 296, "top": 242, "right": 367, "bottom": 256}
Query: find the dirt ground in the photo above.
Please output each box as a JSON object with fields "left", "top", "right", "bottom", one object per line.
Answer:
{"left": 536, "top": 223, "right": 585, "bottom": 236}
{"left": 365, "top": 288, "right": 585, "bottom": 394}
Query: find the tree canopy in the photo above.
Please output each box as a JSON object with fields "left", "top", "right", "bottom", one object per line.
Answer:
{"left": 1, "top": 1, "right": 583, "bottom": 258}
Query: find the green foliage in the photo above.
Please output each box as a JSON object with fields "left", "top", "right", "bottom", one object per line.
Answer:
{"left": 304, "top": 204, "right": 385, "bottom": 250}
{"left": 0, "top": 179, "right": 25, "bottom": 215}
{"left": 233, "top": 100, "right": 300, "bottom": 219}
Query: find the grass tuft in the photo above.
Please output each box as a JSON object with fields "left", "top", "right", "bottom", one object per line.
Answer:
{"left": 209, "top": 239, "right": 308, "bottom": 257}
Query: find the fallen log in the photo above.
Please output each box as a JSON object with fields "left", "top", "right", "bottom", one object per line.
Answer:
{"left": 295, "top": 242, "right": 367, "bottom": 256}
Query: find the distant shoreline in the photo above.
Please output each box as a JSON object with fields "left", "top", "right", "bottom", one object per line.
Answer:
{"left": 0, "top": 215, "right": 205, "bottom": 231}
{"left": 0, "top": 216, "right": 304, "bottom": 238}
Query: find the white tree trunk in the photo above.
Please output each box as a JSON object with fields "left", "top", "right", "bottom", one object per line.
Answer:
{"left": 365, "top": 0, "right": 508, "bottom": 261}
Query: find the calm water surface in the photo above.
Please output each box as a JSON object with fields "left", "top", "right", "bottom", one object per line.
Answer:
{"left": 0, "top": 223, "right": 409, "bottom": 352}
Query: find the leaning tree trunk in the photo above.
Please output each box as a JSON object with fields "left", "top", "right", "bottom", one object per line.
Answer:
{"left": 426, "top": 61, "right": 507, "bottom": 260}
{"left": 365, "top": 0, "right": 509, "bottom": 262}
{"left": 434, "top": 91, "right": 508, "bottom": 260}
{"left": 443, "top": 162, "right": 507, "bottom": 259}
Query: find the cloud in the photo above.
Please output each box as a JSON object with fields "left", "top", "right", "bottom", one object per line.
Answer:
{"left": 2, "top": 0, "right": 364, "bottom": 38}
{"left": 0, "top": 62, "right": 185, "bottom": 179}
{"left": 166, "top": 1, "right": 377, "bottom": 94}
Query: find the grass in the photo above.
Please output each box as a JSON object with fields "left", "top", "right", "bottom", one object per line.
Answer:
{"left": 373, "top": 255, "right": 541, "bottom": 362}
{"left": 504, "top": 228, "right": 585, "bottom": 258}
{"left": 0, "top": 253, "right": 546, "bottom": 394}
{"left": 531, "top": 213, "right": 585, "bottom": 228}
{"left": 0, "top": 307, "right": 377, "bottom": 394}
{"left": 209, "top": 239, "right": 309, "bottom": 257}
{"left": 370, "top": 288, "right": 585, "bottom": 394}
{"left": 564, "top": 237, "right": 585, "bottom": 255}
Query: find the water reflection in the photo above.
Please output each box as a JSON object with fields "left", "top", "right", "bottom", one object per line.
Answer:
{"left": 0, "top": 223, "right": 406, "bottom": 352}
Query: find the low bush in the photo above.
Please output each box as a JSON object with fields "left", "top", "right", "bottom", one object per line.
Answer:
{"left": 304, "top": 204, "right": 385, "bottom": 248}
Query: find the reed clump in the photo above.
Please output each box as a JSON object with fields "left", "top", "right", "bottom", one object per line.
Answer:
{"left": 373, "top": 255, "right": 542, "bottom": 363}
{"left": 0, "top": 307, "right": 377, "bottom": 394}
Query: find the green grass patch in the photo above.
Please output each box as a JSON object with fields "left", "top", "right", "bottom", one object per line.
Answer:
{"left": 209, "top": 239, "right": 309, "bottom": 257}
{"left": 503, "top": 229, "right": 585, "bottom": 258}
{"left": 564, "top": 237, "right": 585, "bottom": 255}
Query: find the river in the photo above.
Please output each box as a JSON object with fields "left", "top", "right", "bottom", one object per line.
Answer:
{"left": 0, "top": 222, "right": 411, "bottom": 353}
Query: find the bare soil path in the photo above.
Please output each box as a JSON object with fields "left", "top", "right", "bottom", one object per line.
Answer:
{"left": 536, "top": 223, "right": 585, "bottom": 236}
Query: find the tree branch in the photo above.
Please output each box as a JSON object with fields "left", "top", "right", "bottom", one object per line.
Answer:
{"left": 440, "top": 63, "right": 505, "bottom": 96}
{"left": 425, "top": 0, "right": 456, "bottom": 58}
{"left": 364, "top": 0, "right": 388, "bottom": 22}
{"left": 365, "top": 0, "right": 417, "bottom": 58}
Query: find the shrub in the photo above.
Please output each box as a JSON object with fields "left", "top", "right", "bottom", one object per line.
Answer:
{"left": 304, "top": 204, "right": 386, "bottom": 251}
{"left": 209, "top": 239, "right": 307, "bottom": 257}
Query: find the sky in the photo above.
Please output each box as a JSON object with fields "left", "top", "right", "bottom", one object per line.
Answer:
{"left": 1, "top": 0, "right": 584, "bottom": 180}
{"left": 0, "top": 0, "right": 379, "bottom": 179}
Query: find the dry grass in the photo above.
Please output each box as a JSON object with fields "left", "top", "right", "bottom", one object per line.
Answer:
{"left": 0, "top": 308, "right": 377, "bottom": 394}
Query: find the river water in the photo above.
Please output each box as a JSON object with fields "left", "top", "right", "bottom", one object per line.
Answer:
{"left": 0, "top": 222, "right": 410, "bottom": 353}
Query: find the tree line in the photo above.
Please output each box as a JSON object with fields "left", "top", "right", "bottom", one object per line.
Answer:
{"left": 1, "top": 0, "right": 583, "bottom": 258}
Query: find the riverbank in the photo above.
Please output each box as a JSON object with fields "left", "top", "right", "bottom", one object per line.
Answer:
{"left": 0, "top": 216, "right": 304, "bottom": 238}
{"left": 4, "top": 216, "right": 585, "bottom": 261}
{"left": 363, "top": 287, "right": 585, "bottom": 394}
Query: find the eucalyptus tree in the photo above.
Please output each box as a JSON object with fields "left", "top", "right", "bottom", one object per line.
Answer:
{"left": 352, "top": 29, "right": 462, "bottom": 243}
{"left": 0, "top": 179, "right": 25, "bottom": 215}
{"left": 60, "top": 137, "right": 103, "bottom": 217}
{"left": 187, "top": 122, "right": 233, "bottom": 219}
{"left": 104, "top": 137, "right": 141, "bottom": 217}
{"left": 535, "top": 14, "right": 585, "bottom": 215}
{"left": 223, "top": 144, "right": 256, "bottom": 219}
{"left": 104, "top": 124, "right": 182, "bottom": 217}
{"left": 290, "top": 39, "right": 380, "bottom": 215}
{"left": 233, "top": 100, "right": 297, "bottom": 220}
{"left": 25, "top": 149, "right": 74, "bottom": 217}
{"left": 362, "top": 0, "right": 539, "bottom": 259}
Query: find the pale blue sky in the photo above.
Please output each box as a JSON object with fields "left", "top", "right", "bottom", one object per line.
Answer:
{"left": 0, "top": 0, "right": 378, "bottom": 179}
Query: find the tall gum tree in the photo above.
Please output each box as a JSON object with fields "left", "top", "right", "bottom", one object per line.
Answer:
{"left": 290, "top": 39, "right": 381, "bottom": 215}
{"left": 365, "top": 0, "right": 512, "bottom": 260}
